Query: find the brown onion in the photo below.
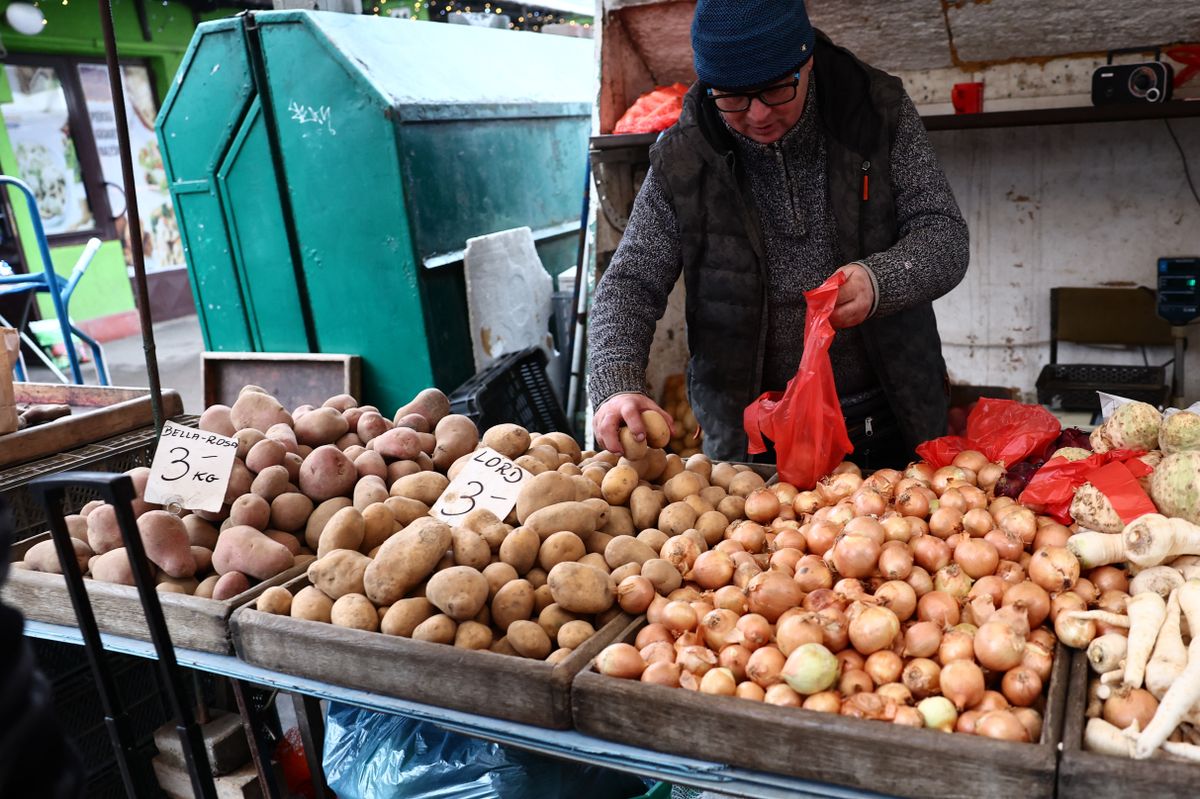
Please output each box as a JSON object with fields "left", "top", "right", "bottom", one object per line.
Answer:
{"left": 984, "top": 530, "right": 1023, "bottom": 562}
{"left": 641, "top": 641, "right": 675, "bottom": 665}
{"left": 881, "top": 515, "right": 913, "bottom": 543}
{"left": 963, "top": 507, "right": 996, "bottom": 537}
{"left": 715, "top": 539, "right": 747, "bottom": 555}
{"left": 907, "top": 517, "right": 931, "bottom": 538}
{"left": 1102, "top": 687, "right": 1158, "bottom": 731}
{"left": 707, "top": 587, "right": 744, "bottom": 616}
{"left": 691, "top": 599, "right": 716, "bottom": 621}
{"left": 940, "top": 659, "right": 986, "bottom": 710}
{"left": 700, "top": 609, "right": 741, "bottom": 651}
{"left": 802, "top": 521, "right": 839, "bottom": 555}
{"left": 1049, "top": 589, "right": 1087, "bottom": 622}
{"left": 676, "top": 645, "right": 717, "bottom": 676}
{"left": 904, "top": 621, "right": 943, "bottom": 657}
{"left": 793, "top": 491, "right": 822, "bottom": 515}
{"left": 999, "top": 508, "right": 1037, "bottom": 546}
{"left": 661, "top": 535, "right": 701, "bottom": 573}
{"left": 977, "top": 463, "right": 1004, "bottom": 492}
{"left": 877, "top": 682, "right": 913, "bottom": 706}
{"left": 792, "top": 556, "right": 832, "bottom": 593}
{"left": 736, "top": 681, "right": 766, "bottom": 701}
{"left": 764, "top": 683, "right": 802, "bottom": 707}
{"left": 746, "top": 570, "right": 805, "bottom": 623}
{"left": 844, "top": 516, "right": 887, "bottom": 545}
{"left": 1001, "top": 581, "right": 1051, "bottom": 629}
{"left": 995, "top": 560, "right": 1026, "bottom": 587}
{"left": 803, "top": 588, "right": 842, "bottom": 614}
{"left": 830, "top": 534, "right": 881, "bottom": 579}
{"left": 617, "top": 576, "right": 656, "bottom": 614}
{"left": 823, "top": 503, "right": 856, "bottom": 529}
{"left": 728, "top": 520, "right": 768, "bottom": 553}
{"left": 1020, "top": 642, "right": 1054, "bottom": 683}
{"left": 974, "top": 621, "right": 1026, "bottom": 671}
{"left": 955, "top": 709, "right": 982, "bottom": 734}
{"left": 852, "top": 489, "right": 887, "bottom": 518}
{"left": 874, "top": 580, "right": 918, "bottom": 621}
{"left": 891, "top": 705, "right": 923, "bottom": 727}
{"left": 746, "top": 645, "right": 786, "bottom": 687}
{"left": 1032, "top": 522, "right": 1071, "bottom": 551}
{"left": 1028, "top": 627, "right": 1056, "bottom": 651}
{"left": 849, "top": 606, "right": 900, "bottom": 655}
{"left": 802, "top": 690, "right": 842, "bottom": 714}
{"left": 662, "top": 601, "right": 699, "bottom": 634}
{"left": 953, "top": 450, "right": 989, "bottom": 473}
{"left": 1001, "top": 666, "right": 1043, "bottom": 707}
{"left": 934, "top": 564, "right": 974, "bottom": 599}
{"left": 774, "top": 615, "right": 822, "bottom": 656}
{"left": 1071, "top": 578, "right": 1099, "bottom": 605}
{"left": 917, "top": 590, "right": 961, "bottom": 627}
{"left": 939, "top": 487, "right": 968, "bottom": 515}
{"left": 646, "top": 595, "right": 669, "bottom": 626}
{"left": 895, "top": 489, "right": 931, "bottom": 518}
{"left": 640, "top": 661, "right": 682, "bottom": 687}
{"left": 1054, "top": 611, "right": 1096, "bottom": 649}
{"left": 835, "top": 649, "right": 865, "bottom": 674}
{"left": 902, "top": 657, "right": 942, "bottom": 699}
{"left": 929, "top": 508, "right": 964, "bottom": 539}
{"left": 841, "top": 693, "right": 897, "bottom": 721}
{"left": 975, "top": 691, "right": 1011, "bottom": 712}
{"left": 976, "top": 710, "right": 1029, "bottom": 742}
{"left": 635, "top": 623, "right": 673, "bottom": 650}
{"left": 906, "top": 565, "right": 934, "bottom": 597}
{"left": 865, "top": 650, "right": 904, "bottom": 686}
{"left": 1028, "top": 546, "right": 1080, "bottom": 593}
{"left": 839, "top": 668, "right": 874, "bottom": 696}
{"left": 699, "top": 666, "right": 737, "bottom": 696}
{"left": 912, "top": 536, "right": 951, "bottom": 573}
{"left": 969, "top": 575, "right": 1008, "bottom": 608}
{"left": 690, "top": 550, "right": 734, "bottom": 590}
{"left": 952, "top": 538, "right": 999, "bottom": 580}
{"left": 595, "top": 644, "right": 645, "bottom": 679}
{"left": 744, "top": 489, "right": 781, "bottom": 523}
{"left": 1089, "top": 565, "right": 1129, "bottom": 594}
{"left": 834, "top": 578, "right": 871, "bottom": 603}
{"left": 728, "top": 615, "right": 766, "bottom": 653}
{"left": 878, "top": 544, "right": 914, "bottom": 580}
{"left": 905, "top": 462, "right": 935, "bottom": 484}
{"left": 938, "top": 628, "right": 975, "bottom": 664}
{"left": 1012, "top": 707, "right": 1042, "bottom": 742}
{"left": 772, "top": 528, "right": 807, "bottom": 553}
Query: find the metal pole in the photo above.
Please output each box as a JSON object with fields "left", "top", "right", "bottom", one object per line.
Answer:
{"left": 97, "top": 0, "right": 164, "bottom": 434}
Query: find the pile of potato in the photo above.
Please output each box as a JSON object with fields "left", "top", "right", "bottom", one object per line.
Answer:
{"left": 661, "top": 374, "right": 702, "bottom": 458}
{"left": 252, "top": 403, "right": 767, "bottom": 664}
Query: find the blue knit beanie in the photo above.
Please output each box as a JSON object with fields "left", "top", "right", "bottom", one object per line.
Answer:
{"left": 692, "top": 0, "right": 815, "bottom": 91}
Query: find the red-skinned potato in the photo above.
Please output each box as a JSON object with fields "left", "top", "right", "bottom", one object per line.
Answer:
{"left": 393, "top": 388, "right": 450, "bottom": 428}
{"left": 299, "top": 446, "right": 357, "bottom": 502}
{"left": 230, "top": 391, "right": 292, "bottom": 433}
{"left": 212, "top": 525, "right": 294, "bottom": 580}
{"left": 212, "top": 571, "right": 251, "bottom": 601}
{"left": 23, "top": 538, "right": 91, "bottom": 574}
{"left": 137, "top": 510, "right": 196, "bottom": 578}
{"left": 295, "top": 407, "right": 349, "bottom": 447}
{"left": 198, "top": 405, "right": 235, "bottom": 437}
{"left": 357, "top": 412, "right": 392, "bottom": 443}
{"left": 245, "top": 439, "right": 287, "bottom": 474}
{"left": 372, "top": 428, "right": 424, "bottom": 461}
{"left": 432, "top": 415, "right": 479, "bottom": 471}
{"left": 91, "top": 548, "right": 137, "bottom": 585}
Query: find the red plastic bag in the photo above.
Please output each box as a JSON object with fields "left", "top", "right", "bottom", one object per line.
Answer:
{"left": 1020, "top": 450, "right": 1154, "bottom": 524}
{"left": 916, "top": 398, "right": 1060, "bottom": 468}
{"left": 744, "top": 273, "right": 852, "bottom": 488}
{"left": 614, "top": 83, "right": 689, "bottom": 135}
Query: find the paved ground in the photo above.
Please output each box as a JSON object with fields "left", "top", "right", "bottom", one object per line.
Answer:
{"left": 26, "top": 315, "right": 206, "bottom": 414}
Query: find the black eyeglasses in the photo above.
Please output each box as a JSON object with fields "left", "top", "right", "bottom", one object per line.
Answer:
{"left": 706, "top": 72, "right": 802, "bottom": 113}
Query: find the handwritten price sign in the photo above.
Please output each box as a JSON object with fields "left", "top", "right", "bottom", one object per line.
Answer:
{"left": 430, "top": 447, "right": 533, "bottom": 524}
{"left": 144, "top": 421, "right": 239, "bottom": 512}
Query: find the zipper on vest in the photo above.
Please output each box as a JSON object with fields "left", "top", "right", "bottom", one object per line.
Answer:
{"left": 861, "top": 160, "right": 870, "bottom": 202}
{"left": 865, "top": 416, "right": 874, "bottom": 437}
{"left": 857, "top": 159, "right": 870, "bottom": 259}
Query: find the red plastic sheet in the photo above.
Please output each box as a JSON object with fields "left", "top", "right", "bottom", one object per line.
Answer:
{"left": 613, "top": 83, "right": 689, "bottom": 135}
{"left": 744, "top": 273, "right": 852, "bottom": 489}
{"left": 1019, "top": 450, "right": 1154, "bottom": 523}
{"left": 916, "top": 398, "right": 1061, "bottom": 468}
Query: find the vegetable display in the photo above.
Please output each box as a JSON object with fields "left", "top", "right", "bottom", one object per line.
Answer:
{"left": 592, "top": 449, "right": 1067, "bottom": 742}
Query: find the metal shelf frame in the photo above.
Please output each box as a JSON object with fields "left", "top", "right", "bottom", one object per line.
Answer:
{"left": 23, "top": 620, "right": 890, "bottom": 799}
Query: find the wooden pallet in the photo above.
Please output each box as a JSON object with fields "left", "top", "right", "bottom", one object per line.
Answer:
{"left": 1057, "top": 651, "right": 1199, "bottom": 798}
{"left": 0, "top": 383, "right": 184, "bottom": 470}
{"left": 4, "top": 534, "right": 303, "bottom": 654}
{"left": 572, "top": 617, "right": 1070, "bottom": 799}
{"left": 233, "top": 576, "right": 632, "bottom": 729}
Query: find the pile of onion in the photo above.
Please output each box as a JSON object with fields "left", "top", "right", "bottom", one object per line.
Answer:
{"left": 592, "top": 451, "right": 1071, "bottom": 742}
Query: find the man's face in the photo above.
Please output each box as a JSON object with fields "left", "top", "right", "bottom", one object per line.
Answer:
{"left": 712, "top": 60, "right": 813, "bottom": 145}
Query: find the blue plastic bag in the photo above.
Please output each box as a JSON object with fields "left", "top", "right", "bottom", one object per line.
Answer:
{"left": 323, "top": 703, "right": 648, "bottom": 799}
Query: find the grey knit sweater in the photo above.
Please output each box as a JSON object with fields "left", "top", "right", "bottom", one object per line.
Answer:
{"left": 588, "top": 75, "right": 969, "bottom": 410}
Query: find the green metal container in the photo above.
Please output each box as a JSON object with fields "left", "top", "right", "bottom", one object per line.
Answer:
{"left": 158, "top": 11, "right": 592, "bottom": 411}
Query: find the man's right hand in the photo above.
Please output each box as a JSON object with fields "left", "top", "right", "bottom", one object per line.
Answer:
{"left": 594, "top": 393, "right": 675, "bottom": 456}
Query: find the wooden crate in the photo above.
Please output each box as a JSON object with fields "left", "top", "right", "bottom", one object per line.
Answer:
{"left": 572, "top": 618, "right": 1070, "bottom": 799}
{"left": 232, "top": 576, "right": 633, "bottom": 729}
{"left": 0, "top": 384, "right": 184, "bottom": 470}
{"left": 202, "top": 352, "right": 360, "bottom": 410}
{"left": 4, "top": 534, "right": 304, "bottom": 654}
{"left": 1057, "top": 651, "right": 1199, "bottom": 798}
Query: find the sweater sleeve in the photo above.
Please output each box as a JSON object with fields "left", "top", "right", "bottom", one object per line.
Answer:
{"left": 859, "top": 93, "right": 970, "bottom": 318}
{"left": 587, "top": 166, "right": 684, "bottom": 410}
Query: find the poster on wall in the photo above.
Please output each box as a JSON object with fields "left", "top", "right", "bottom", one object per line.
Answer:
{"left": 1, "top": 66, "right": 95, "bottom": 236}
{"left": 77, "top": 63, "right": 183, "bottom": 273}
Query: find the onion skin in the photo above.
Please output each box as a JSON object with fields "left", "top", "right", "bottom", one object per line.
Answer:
{"left": 595, "top": 644, "right": 646, "bottom": 679}
{"left": 635, "top": 623, "right": 673, "bottom": 650}
{"left": 839, "top": 668, "right": 874, "bottom": 697}
{"left": 676, "top": 645, "right": 717, "bottom": 676}
{"left": 640, "top": 641, "right": 675, "bottom": 665}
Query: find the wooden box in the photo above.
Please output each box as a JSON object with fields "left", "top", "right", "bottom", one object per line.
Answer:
{"left": 1057, "top": 651, "right": 1199, "bottom": 798}
{"left": 232, "top": 577, "right": 632, "bottom": 729}
{"left": 3, "top": 534, "right": 303, "bottom": 654}
{"left": 0, "top": 383, "right": 184, "bottom": 470}
{"left": 572, "top": 618, "right": 1070, "bottom": 799}
{"left": 202, "top": 352, "right": 360, "bottom": 410}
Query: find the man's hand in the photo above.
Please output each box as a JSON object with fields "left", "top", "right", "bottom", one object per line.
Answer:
{"left": 830, "top": 263, "right": 875, "bottom": 329}
{"left": 594, "top": 392, "right": 675, "bottom": 455}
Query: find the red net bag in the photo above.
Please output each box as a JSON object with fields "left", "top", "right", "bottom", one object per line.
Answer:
{"left": 614, "top": 83, "right": 690, "bottom": 135}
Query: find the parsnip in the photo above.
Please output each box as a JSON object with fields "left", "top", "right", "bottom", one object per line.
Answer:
{"left": 1085, "top": 718, "right": 1137, "bottom": 757}
{"left": 1145, "top": 589, "right": 1187, "bottom": 701}
{"left": 1067, "top": 531, "right": 1126, "bottom": 569}
{"left": 1123, "top": 515, "right": 1200, "bottom": 569}
{"left": 1087, "top": 634, "right": 1128, "bottom": 674}
{"left": 1123, "top": 592, "right": 1167, "bottom": 689}
{"left": 1161, "top": 740, "right": 1200, "bottom": 763}
{"left": 1129, "top": 565, "right": 1185, "bottom": 600}
{"left": 1171, "top": 555, "right": 1200, "bottom": 581}
{"left": 1134, "top": 580, "right": 1200, "bottom": 758}
{"left": 1065, "top": 610, "right": 1131, "bottom": 628}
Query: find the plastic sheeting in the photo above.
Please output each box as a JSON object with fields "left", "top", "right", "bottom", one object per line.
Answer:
{"left": 323, "top": 703, "right": 648, "bottom": 799}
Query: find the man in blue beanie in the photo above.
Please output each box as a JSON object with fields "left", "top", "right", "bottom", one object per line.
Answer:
{"left": 588, "top": 0, "right": 969, "bottom": 467}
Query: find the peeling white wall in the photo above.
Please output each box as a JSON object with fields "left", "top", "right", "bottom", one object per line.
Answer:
{"left": 927, "top": 116, "right": 1200, "bottom": 404}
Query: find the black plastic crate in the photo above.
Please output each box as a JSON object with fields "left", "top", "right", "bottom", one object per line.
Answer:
{"left": 1035, "top": 363, "right": 1170, "bottom": 412}
{"left": 449, "top": 347, "right": 573, "bottom": 436}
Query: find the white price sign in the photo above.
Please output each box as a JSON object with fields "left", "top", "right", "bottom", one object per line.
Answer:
{"left": 430, "top": 447, "right": 533, "bottom": 524}
{"left": 144, "top": 421, "right": 239, "bottom": 512}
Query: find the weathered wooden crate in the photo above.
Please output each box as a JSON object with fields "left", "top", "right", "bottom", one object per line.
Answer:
{"left": 4, "top": 534, "right": 303, "bottom": 654}
{"left": 572, "top": 618, "right": 1069, "bottom": 799}
{"left": 1057, "top": 651, "right": 1199, "bottom": 798}
{"left": 232, "top": 576, "right": 633, "bottom": 729}
{"left": 0, "top": 383, "right": 184, "bottom": 470}
{"left": 202, "top": 352, "right": 360, "bottom": 410}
